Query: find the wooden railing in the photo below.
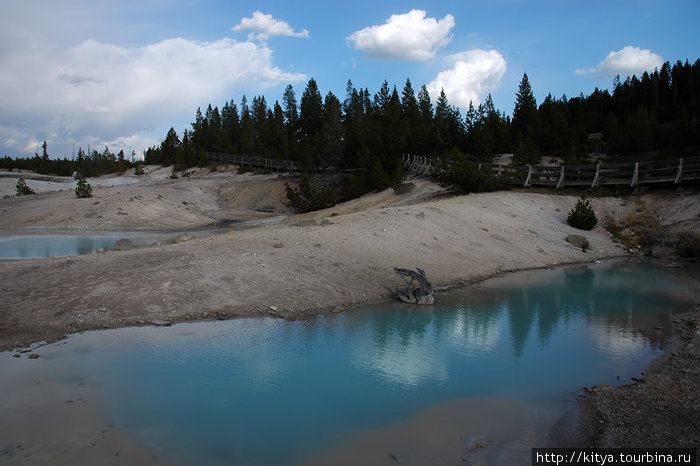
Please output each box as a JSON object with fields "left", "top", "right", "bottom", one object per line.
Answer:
{"left": 207, "top": 152, "right": 299, "bottom": 172}
{"left": 205, "top": 150, "right": 699, "bottom": 190}
{"left": 402, "top": 154, "right": 700, "bottom": 190}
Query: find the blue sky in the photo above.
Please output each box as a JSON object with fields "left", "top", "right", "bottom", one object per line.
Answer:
{"left": 1, "top": 0, "right": 698, "bottom": 158}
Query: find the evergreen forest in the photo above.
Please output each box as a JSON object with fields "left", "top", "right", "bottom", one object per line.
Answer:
{"left": 1, "top": 142, "right": 136, "bottom": 178}
{"left": 3, "top": 58, "right": 699, "bottom": 197}
{"left": 144, "top": 59, "right": 700, "bottom": 195}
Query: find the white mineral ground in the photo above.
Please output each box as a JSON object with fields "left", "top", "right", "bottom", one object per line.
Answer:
{"left": 1, "top": 165, "right": 698, "bottom": 465}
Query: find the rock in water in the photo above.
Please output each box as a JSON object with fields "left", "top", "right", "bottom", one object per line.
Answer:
{"left": 392, "top": 267, "right": 434, "bottom": 305}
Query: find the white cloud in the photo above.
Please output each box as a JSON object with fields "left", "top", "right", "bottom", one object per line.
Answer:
{"left": 427, "top": 49, "right": 507, "bottom": 108}
{"left": 233, "top": 11, "right": 310, "bottom": 42}
{"left": 347, "top": 9, "right": 454, "bottom": 61}
{"left": 0, "top": 36, "right": 307, "bottom": 157}
{"left": 585, "top": 46, "right": 663, "bottom": 76}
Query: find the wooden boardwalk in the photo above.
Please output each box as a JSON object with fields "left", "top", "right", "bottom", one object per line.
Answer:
{"left": 402, "top": 154, "right": 700, "bottom": 190}
{"left": 207, "top": 152, "right": 299, "bottom": 172}
{"left": 206, "top": 150, "right": 699, "bottom": 190}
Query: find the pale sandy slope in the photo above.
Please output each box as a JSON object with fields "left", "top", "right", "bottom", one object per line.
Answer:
{"left": 0, "top": 165, "right": 292, "bottom": 230}
{"left": 0, "top": 167, "right": 644, "bottom": 346}
{"left": 1, "top": 166, "right": 698, "bottom": 349}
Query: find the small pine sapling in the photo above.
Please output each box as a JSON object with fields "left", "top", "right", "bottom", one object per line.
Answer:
{"left": 15, "top": 177, "right": 35, "bottom": 196}
{"left": 75, "top": 176, "right": 93, "bottom": 198}
{"left": 567, "top": 196, "right": 598, "bottom": 230}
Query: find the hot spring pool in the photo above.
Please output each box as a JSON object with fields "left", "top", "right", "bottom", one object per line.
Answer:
{"left": 1, "top": 259, "right": 698, "bottom": 465}
{"left": 0, "top": 229, "right": 227, "bottom": 259}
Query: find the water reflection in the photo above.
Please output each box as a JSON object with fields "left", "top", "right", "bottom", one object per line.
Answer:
{"left": 588, "top": 320, "right": 648, "bottom": 357}
{"left": 448, "top": 305, "right": 501, "bottom": 354}
{"left": 353, "top": 308, "right": 449, "bottom": 387}
{"left": 75, "top": 236, "right": 96, "bottom": 255}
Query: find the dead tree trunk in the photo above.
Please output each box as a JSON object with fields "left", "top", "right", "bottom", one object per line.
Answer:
{"left": 392, "top": 268, "right": 434, "bottom": 305}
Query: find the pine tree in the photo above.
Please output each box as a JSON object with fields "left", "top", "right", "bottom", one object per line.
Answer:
{"left": 401, "top": 79, "right": 424, "bottom": 154}
{"left": 567, "top": 197, "right": 598, "bottom": 231}
{"left": 342, "top": 80, "right": 367, "bottom": 168}
{"left": 434, "top": 89, "right": 464, "bottom": 153}
{"left": 282, "top": 85, "right": 299, "bottom": 160}
{"left": 221, "top": 100, "right": 240, "bottom": 152}
{"left": 378, "top": 86, "right": 406, "bottom": 165}
{"left": 15, "top": 177, "right": 35, "bottom": 196}
{"left": 512, "top": 73, "right": 538, "bottom": 141}
{"left": 417, "top": 85, "right": 436, "bottom": 152}
{"left": 319, "top": 92, "right": 343, "bottom": 169}
{"left": 239, "top": 96, "right": 255, "bottom": 153}
{"left": 161, "top": 127, "right": 181, "bottom": 165}
{"left": 75, "top": 176, "right": 93, "bottom": 198}
{"left": 252, "top": 96, "right": 270, "bottom": 155}
{"left": 300, "top": 78, "right": 323, "bottom": 144}
{"left": 269, "top": 101, "right": 287, "bottom": 159}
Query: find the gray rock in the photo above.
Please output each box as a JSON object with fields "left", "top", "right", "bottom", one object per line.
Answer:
{"left": 151, "top": 319, "right": 171, "bottom": 327}
{"left": 113, "top": 238, "right": 136, "bottom": 251}
{"left": 566, "top": 234, "right": 589, "bottom": 251}
{"left": 163, "top": 234, "right": 189, "bottom": 245}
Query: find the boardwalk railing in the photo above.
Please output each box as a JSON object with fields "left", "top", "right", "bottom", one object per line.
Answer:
{"left": 402, "top": 154, "right": 700, "bottom": 190}
{"left": 206, "top": 150, "right": 699, "bottom": 189}
{"left": 207, "top": 152, "right": 300, "bottom": 172}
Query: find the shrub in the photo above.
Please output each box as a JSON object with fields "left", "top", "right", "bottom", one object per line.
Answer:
{"left": 567, "top": 197, "right": 598, "bottom": 230}
{"left": 75, "top": 176, "right": 93, "bottom": 198}
{"left": 134, "top": 164, "right": 145, "bottom": 175}
{"left": 15, "top": 177, "right": 35, "bottom": 196}
{"left": 433, "top": 148, "right": 505, "bottom": 193}
{"left": 285, "top": 174, "right": 336, "bottom": 213}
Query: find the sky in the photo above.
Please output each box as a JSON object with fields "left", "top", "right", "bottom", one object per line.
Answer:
{"left": 1, "top": 0, "right": 698, "bottom": 159}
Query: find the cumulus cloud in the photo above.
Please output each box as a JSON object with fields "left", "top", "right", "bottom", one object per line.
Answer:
{"left": 233, "top": 11, "right": 310, "bottom": 42}
{"left": 427, "top": 49, "right": 507, "bottom": 108}
{"left": 347, "top": 9, "right": 454, "bottom": 61}
{"left": 584, "top": 46, "right": 663, "bottom": 76}
{"left": 0, "top": 36, "right": 307, "bottom": 156}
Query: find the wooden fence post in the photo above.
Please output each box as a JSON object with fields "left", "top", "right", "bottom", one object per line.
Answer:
{"left": 674, "top": 158, "right": 684, "bottom": 190}
{"left": 523, "top": 165, "right": 532, "bottom": 187}
{"left": 591, "top": 163, "right": 600, "bottom": 188}
{"left": 556, "top": 166, "right": 565, "bottom": 189}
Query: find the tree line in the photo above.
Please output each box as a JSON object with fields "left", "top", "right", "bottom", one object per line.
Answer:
{"left": 511, "top": 59, "right": 700, "bottom": 164}
{"left": 4, "top": 58, "right": 698, "bottom": 192}
{"left": 144, "top": 58, "right": 699, "bottom": 194}
{"left": 1, "top": 142, "right": 136, "bottom": 178}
